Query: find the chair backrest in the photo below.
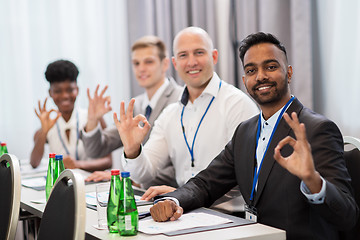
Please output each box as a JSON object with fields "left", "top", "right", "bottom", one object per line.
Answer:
{"left": 342, "top": 136, "right": 360, "bottom": 240}
{"left": 37, "top": 169, "right": 86, "bottom": 240}
{"left": 0, "top": 153, "right": 21, "bottom": 240}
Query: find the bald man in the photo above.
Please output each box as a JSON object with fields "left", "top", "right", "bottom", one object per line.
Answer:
{"left": 115, "top": 27, "right": 259, "bottom": 211}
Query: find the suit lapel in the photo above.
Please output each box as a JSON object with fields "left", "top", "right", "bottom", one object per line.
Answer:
{"left": 253, "top": 98, "right": 303, "bottom": 205}
{"left": 150, "top": 78, "right": 176, "bottom": 123}
{"left": 243, "top": 120, "right": 259, "bottom": 203}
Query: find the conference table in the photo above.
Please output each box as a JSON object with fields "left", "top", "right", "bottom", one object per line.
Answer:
{"left": 20, "top": 161, "right": 286, "bottom": 240}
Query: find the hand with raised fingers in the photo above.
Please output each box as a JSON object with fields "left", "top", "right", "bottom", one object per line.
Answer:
{"left": 86, "top": 85, "right": 112, "bottom": 132}
{"left": 141, "top": 185, "right": 176, "bottom": 201}
{"left": 34, "top": 97, "right": 61, "bottom": 134}
{"left": 150, "top": 200, "right": 183, "bottom": 222}
{"left": 273, "top": 112, "right": 322, "bottom": 193}
{"left": 113, "top": 98, "right": 151, "bottom": 159}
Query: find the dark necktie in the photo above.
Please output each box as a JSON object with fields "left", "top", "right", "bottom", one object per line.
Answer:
{"left": 145, "top": 105, "right": 152, "bottom": 119}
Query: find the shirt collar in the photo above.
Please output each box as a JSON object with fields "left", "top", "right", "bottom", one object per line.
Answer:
{"left": 142, "top": 78, "right": 169, "bottom": 110}
{"left": 260, "top": 96, "right": 294, "bottom": 129}
{"left": 180, "top": 72, "right": 221, "bottom": 106}
{"left": 59, "top": 109, "right": 77, "bottom": 129}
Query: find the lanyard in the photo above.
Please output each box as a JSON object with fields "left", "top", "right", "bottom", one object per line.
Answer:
{"left": 181, "top": 80, "right": 222, "bottom": 167}
{"left": 250, "top": 96, "right": 295, "bottom": 202}
{"left": 56, "top": 111, "right": 80, "bottom": 160}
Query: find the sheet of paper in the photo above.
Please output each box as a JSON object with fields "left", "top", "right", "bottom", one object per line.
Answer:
{"left": 30, "top": 198, "right": 46, "bottom": 204}
{"left": 139, "top": 212, "right": 233, "bottom": 235}
{"left": 21, "top": 176, "right": 46, "bottom": 188}
{"left": 86, "top": 191, "right": 150, "bottom": 207}
{"left": 20, "top": 158, "right": 48, "bottom": 176}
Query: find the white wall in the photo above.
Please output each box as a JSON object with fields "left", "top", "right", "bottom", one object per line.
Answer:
{"left": 0, "top": 0, "right": 130, "bottom": 159}
{"left": 315, "top": 0, "right": 360, "bottom": 137}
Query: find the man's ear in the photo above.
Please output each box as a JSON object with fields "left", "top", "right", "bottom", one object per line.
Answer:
{"left": 212, "top": 49, "right": 218, "bottom": 65}
{"left": 171, "top": 57, "right": 177, "bottom": 70}
{"left": 287, "top": 65, "right": 293, "bottom": 83}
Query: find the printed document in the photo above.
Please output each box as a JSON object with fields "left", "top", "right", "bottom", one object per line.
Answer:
{"left": 139, "top": 212, "right": 232, "bottom": 234}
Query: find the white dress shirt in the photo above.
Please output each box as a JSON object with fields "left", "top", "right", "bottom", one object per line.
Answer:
{"left": 141, "top": 77, "right": 169, "bottom": 112}
{"left": 122, "top": 72, "right": 259, "bottom": 186}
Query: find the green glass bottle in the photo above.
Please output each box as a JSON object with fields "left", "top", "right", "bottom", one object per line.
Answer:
{"left": 107, "top": 169, "right": 121, "bottom": 233}
{"left": 45, "top": 153, "right": 56, "bottom": 201}
{"left": 1, "top": 142, "right": 10, "bottom": 168}
{"left": 0, "top": 142, "right": 8, "bottom": 155}
{"left": 54, "top": 154, "right": 65, "bottom": 180}
{"left": 117, "top": 171, "right": 138, "bottom": 236}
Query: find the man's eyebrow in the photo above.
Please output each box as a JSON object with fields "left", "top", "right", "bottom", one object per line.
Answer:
{"left": 176, "top": 51, "right": 186, "bottom": 56}
{"left": 243, "top": 63, "right": 255, "bottom": 69}
{"left": 244, "top": 59, "right": 280, "bottom": 69}
{"left": 263, "top": 59, "right": 280, "bottom": 65}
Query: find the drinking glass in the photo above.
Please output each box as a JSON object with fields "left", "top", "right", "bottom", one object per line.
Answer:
{"left": 96, "top": 182, "right": 110, "bottom": 229}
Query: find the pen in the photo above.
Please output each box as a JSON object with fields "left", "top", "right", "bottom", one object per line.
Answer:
{"left": 139, "top": 211, "right": 151, "bottom": 220}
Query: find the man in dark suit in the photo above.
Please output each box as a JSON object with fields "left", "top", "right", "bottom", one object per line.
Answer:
{"left": 149, "top": 32, "right": 358, "bottom": 240}
{"left": 81, "top": 36, "right": 182, "bottom": 187}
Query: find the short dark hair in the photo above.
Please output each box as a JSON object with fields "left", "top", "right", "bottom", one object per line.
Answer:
{"left": 239, "top": 32, "right": 287, "bottom": 65}
{"left": 45, "top": 60, "right": 79, "bottom": 84}
{"left": 131, "top": 36, "right": 167, "bottom": 60}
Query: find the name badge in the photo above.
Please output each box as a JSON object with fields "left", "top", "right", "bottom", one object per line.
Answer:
{"left": 245, "top": 204, "right": 257, "bottom": 222}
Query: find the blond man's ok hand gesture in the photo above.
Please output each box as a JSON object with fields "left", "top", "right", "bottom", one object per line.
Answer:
{"left": 113, "top": 98, "right": 151, "bottom": 159}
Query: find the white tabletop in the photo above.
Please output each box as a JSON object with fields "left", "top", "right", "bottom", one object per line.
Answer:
{"left": 20, "top": 161, "right": 286, "bottom": 240}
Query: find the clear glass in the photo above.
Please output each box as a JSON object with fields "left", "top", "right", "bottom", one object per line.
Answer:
{"left": 96, "top": 182, "right": 110, "bottom": 229}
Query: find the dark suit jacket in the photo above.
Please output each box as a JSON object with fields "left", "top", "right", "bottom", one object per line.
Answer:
{"left": 81, "top": 78, "right": 183, "bottom": 187}
{"left": 161, "top": 98, "right": 358, "bottom": 240}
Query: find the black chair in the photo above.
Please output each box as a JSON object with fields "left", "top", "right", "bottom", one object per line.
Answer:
{"left": 37, "top": 169, "right": 86, "bottom": 240}
{"left": 342, "top": 136, "right": 360, "bottom": 240}
{"left": 0, "top": 153, "right": 21, "bottom": 240}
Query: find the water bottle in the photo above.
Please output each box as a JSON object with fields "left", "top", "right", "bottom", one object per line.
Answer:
{"left": 45, "top": 153, "right": 56, "bottom": 200}
{"left": 107, "top": 169, "right": 121, "bottom": 233}
{"left": 117, "top": 171, "right": 138, "bottom": 236}
{"left": 54, "top": 154, "right": 65, "bottom": 180}
{"left": 0, "top": 142, "right": 8, "bottom": 155}
{"left": 0, "top": 142, "right": 9, "bottom": 168}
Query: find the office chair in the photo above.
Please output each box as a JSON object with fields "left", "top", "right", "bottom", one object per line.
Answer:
{"left": 37, "top": 169, "right": 86, "bottom": 240}
{"left": 0, "top": 153, "right": 21, "bottom": 240}
{"left": 341, "top": 136, "right": 360, "bottom": 240}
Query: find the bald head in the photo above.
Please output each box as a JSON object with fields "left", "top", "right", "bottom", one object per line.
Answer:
{"left": 173, "top": 27, "right": 214, "bottom": 55}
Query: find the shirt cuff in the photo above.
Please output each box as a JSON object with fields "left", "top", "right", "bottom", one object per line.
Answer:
{"left": 81, "top": 123, "right": 101, "bottom": 137}
{"left": 123, "top": 145, "right": 143, "bottom": 163}
{"left": 154, "top": 197, "right": 180, "bottom": 207}
{"left": 300, "top": 176, "right": 326, "bottom": 204}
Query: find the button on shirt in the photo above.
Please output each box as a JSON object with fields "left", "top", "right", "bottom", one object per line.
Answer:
{"left": 256, "top": 103, "right": 326, "bottom": 204}
{"left": 122, "top": 72, "right": 259, "bottom": 186}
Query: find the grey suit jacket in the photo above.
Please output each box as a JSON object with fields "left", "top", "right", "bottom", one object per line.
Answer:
{"left": 81, "top": 78, "right": 183, "bottom": 187}
{"left": 160, "top": 98, "right": 358, "bottom": 240}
